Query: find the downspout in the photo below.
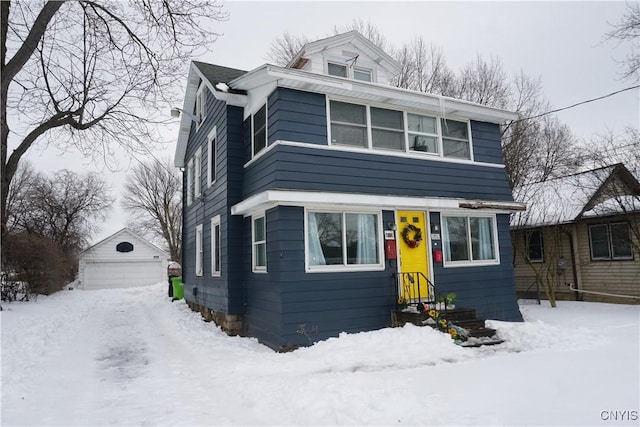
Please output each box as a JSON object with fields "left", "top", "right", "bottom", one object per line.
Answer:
{"left": 564, "top": 225, "right": 582, "bottom": 301}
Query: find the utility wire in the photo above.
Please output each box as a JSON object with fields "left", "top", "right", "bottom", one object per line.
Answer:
{"left": 512, "top": 84, "right": 640, "bottom": 123}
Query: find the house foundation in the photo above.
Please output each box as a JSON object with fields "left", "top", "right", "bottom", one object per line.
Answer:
{"left": 186, "top": 301, "right": 244, "bottom": 336}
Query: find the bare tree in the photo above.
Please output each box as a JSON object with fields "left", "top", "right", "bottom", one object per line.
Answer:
{"left": 605, "top": 2, "right": 640, "bottom": 82}
{"left": 1, "top": 0, "right": 227, "bottom": 249}
{"left": 266, "top": 32, "right": 309, "bottom": 66}
{"left": 393, "top": 36, "right": 456, "bottom": 95}
{"left": 332, "top": 18, "right": 389, "bottom": 51}
{"left": 122, "top": 158, "right": 182, "bottom": 263}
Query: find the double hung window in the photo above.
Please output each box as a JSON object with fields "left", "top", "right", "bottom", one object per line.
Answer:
{"left": 195, "top": 224, "right": 203, "bottom": 276}
{"left": 211, "top": 216, "right": 221, "bottom": 276}
{"left": 207, "top": 127, "right": 217, "bottom": 187}
{"left": 306, "top": 210, "right": 381, "bottom": 270}
{"left": 195, "top": 83, "right": 207, "bottom": 125}
{"left": 328, "top": 100, "right": 472, "bottom": 160}
{"left": 589, "top": 223, "right": 633, "bottom": 260}
{"left": 194, "top": 147, "right": 202, "bottom": 198}
{"left": 441, "top": 215, "right": 498, "bottom": 265}
{"left": 252, "top": 104, "right": 267, "bottom": 156}
{"left": 252, "top": 215, "right": 267, "bottom": 272}
{"left": 186, "top": 159, "right": 194, "bottom": 205}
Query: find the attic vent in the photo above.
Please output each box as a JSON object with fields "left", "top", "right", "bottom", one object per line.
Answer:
{"left": 116, "top": 242, "right": 134, "bottom": 253}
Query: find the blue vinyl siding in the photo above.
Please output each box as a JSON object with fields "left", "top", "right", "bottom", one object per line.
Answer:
{"left": 430, "top": 212, "right": 522, "bottom": 322}
{"left": 243, "top": 207, "right": 397, "bottom": 349}
{"left": 470, "top": 120, "right": 505, "bottom": 165}
{"left": 243, "top": 144, "right": 513, "bottom": 202}
{"left": 267, "top": 88, "right": 327, "bottom": 145}
{"left": 181, "top": 92, "right": 245, "bottom": 315}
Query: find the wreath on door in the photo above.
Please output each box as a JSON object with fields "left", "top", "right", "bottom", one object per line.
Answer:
{"left": 401, "top": 224, "right": 423, "bottom": 248}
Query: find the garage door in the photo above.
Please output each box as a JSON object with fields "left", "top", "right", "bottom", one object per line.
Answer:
{"left": 82, "top": 261, "right": 164, "bottom": 290}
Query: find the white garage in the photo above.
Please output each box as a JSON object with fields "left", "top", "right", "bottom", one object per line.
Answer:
{"left": 78, "top": 228, "right": 169, "bottom": 290}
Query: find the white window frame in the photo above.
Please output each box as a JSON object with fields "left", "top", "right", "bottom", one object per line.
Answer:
{"left": 353, "top": 67, "right": 373, "bottom": 82}
{"left": 327, "top": 61, "right": 348, "bottom": 78}
{"left": 326, "top": 60, "right": 374, "bottom": 83}
{"left": 588, "top": 222, "right": 634, "bottom": 261}
{"left": 304, "top": 208, "right": 385, "bottom": 273}
{"left": 251, "top": 103, "right": 267, "bottom": 158}
{"left": 207, "top": 126, "right": 217, "bottom": 187}
{"left": 195, "top": 83, "right": 207, "bottom": 127}
{"left": 327, "top": 98, "right": 474, "bottom": 161}
{"left": 186, "top": 158, "right": 194, "bottom": 206}
{"left": 252, "top": 214, "right": 267, "bottom": 273}
{"left": 195, "top": 224, "right": 203, "bottom": 276}
{"left": 441, "top": 213, "right": 500, "bottom": 268}
{"left": 194, "top": 147, "right": 202, "bottom": 198}
{"left": 211, "top": 215, "right": 221, "bottom": 277}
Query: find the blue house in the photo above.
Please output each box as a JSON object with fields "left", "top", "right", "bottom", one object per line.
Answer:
{"left": 174, "top": 31, "right": 524, "bottom": 350}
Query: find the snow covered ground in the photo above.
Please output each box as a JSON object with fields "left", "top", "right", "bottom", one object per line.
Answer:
{"left": 1, "top": 283, "right": 638, "bottom": 426}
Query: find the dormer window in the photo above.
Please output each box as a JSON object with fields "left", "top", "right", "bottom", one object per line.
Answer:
{"left": 353, "top": 68, "right": 372, "bottom": 82}
{"left": 327, "top": 62, "right": 347, "bottom": 78}
{"left": 327, "top": 62, "right": 373, "bottom": 82}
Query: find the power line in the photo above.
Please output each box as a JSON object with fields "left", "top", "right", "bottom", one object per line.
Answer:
{"left": 513, "top": 84, "right": 640, "bottom": 123}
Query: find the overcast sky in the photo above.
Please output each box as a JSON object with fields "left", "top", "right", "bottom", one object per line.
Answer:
{"left": 24, "top": 1, "right": 638, "bottom": 245}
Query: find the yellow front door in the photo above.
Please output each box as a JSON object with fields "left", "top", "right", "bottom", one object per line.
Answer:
{"left": 397, "top": 211, "right": 430, "bottom": 303}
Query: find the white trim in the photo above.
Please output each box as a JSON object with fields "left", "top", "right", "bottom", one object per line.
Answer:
{"left": 244, "top": 140, "right": 506, "bottom": 170}
{"left": 186, "top": 158, "right": 194, "bottom": 205}
{"left": 195, "top": 83, "right": 207, "bottom": 130}
{"left": 194, "top": 147, "right": 202, "bottom": 198}
{"left": 251, "top": 102, "right": 268, "bottom": 158}
{"left": 304, "top": 208, "right": 385, "bottom": 273}
{"left": 252, "top": 214, "right": 267, "bottom": 273}
{"left": 440, "top": 212, "right": 501, "bottom": 268}
{"left": 195, "top": 224, "right": 204, "bottom": 276}
{"left": 207, "top": 126, "right": 217, "bottom": 187}
{"left": 231, "top": 188, "right": 522, "bottom": 218}
{"left": 211, "top": 215, "right": 221, "bottom": 277}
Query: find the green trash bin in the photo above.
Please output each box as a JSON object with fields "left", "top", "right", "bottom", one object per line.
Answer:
{"left": 171, "top": 276, "right": 184, "bottom": 300}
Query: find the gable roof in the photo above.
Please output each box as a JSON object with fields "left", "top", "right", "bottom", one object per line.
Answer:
{"left": 512, "top": 163, "right": 640, "bottom": 228}
{"left": 174, "top": 62, "right": 247, "bottom": 167}
{"left": 287, "top": 30, "right": 402, "bottom": 76}
{"left": 80, "top": 228, "right": 169, "bottom": 258}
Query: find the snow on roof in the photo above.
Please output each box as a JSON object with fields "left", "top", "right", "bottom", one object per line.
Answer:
{"left": 512, "top": 165, "right": 620, "bottom": 228}
{"left": 583, "top": 195, "right": 640, "bottom": 218}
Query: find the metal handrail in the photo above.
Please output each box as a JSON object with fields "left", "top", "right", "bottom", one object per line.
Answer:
{"left": 393, "top": 271, "right": 443, "bottom": 308}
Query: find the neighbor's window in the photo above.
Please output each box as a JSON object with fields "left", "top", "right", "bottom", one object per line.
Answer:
{"left": 371, "top": 107, "right": 404, "bottom": 151}
{"left": 441, "top": 119, "right": 470, "bottom": 159}
{"left": 194, "top": 147, "right": 202, "bottom": 198}
{"left": 589, "top": 223, "right": 633, "bottom": 261}
{"left": 408, "top": 113, "right": 438, "bottom": 154}
{"left": 306, "top": 210, "right": 381, "bottom": 270}
{"left": 328, "top": 62, "right": 347, "bottom": 78}
{"left": 207, "top": 126, "right": 217, "bottom": 187}
{"left": 195, "top": 224, "right": 203, "bottom": 276}
{"left": 330, "top": 101, "right": 367, "bottom": 148}
{"left": 187, "top": 158, "right": 194, "bottom": 205}
{"left": 211, "top": 215, "right": 221, "bottom": 276}
{"left": 527, "top": 229, "right": 544, "bottom": 262}
{"left": 441, "top": 215, "right": 498, "bottom": 265}
{"left": 252, "top": 215, "right": 266, "bottom": 272}
{"left": 353, "top": 68, "right": 372, "bottom": 82}
{"left": 252, "top": 104, "right": 267, "bottom": 156}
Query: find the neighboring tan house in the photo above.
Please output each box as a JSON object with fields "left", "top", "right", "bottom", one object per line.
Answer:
{"left": 511, "top": 163, "right": 640, "bottom": 304}
{"left": 174, "top": 31, "right": 525, "bottom": 350}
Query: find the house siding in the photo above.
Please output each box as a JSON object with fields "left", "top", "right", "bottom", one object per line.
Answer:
{"left": 244, "top": 144, "right": 512, "bottom": 201}
{"left": 243, "top": 207, "right": 397, "bottom": 349}
{"left": 182, "top": 91, "right": 245, "bottom": 314}
{"left": 268, "top": 88, "right": 327, "bottom": 145}
{"left": 431, "top": 213, "right": 522, "bottom": 321}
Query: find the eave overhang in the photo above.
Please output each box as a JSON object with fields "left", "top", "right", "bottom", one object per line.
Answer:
{"left": 231, "top": 190, "right": 527, "bottom": 217}
{"left": 230, "top": 65, "right": 519, "bottom": 124}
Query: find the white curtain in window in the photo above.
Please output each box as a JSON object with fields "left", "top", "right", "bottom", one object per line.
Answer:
{"left": 307, "top": 213, "right": 326, "bottom": 266}
{"left": 356, "top": 214, "right": 376, "bottom": 264}
{"left": 442, "top": 218, "right": 451, "bottom": 262}
{"left": 477, "top": 217, "right": 494, "bottom": 260}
